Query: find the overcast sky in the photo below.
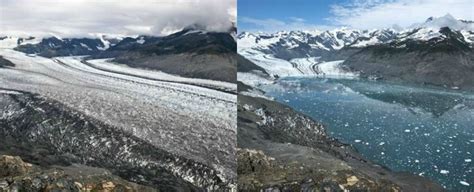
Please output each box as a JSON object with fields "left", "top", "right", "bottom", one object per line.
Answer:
{"left": 0, "top": 0, "right": 236, "bottom": 37}
{"left": 238, "top": 0, "right": 474, "bottom": 32}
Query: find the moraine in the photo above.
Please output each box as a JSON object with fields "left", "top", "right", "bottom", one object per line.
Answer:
{"left": 259, "top": 77, "right": 474, "bottom": 191}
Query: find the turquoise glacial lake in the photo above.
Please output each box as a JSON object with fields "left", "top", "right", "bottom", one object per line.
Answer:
{"left": 261, "top": 77, "right": 473, "bottom": 190}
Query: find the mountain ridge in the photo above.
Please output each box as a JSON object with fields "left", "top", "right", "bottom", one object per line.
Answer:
{"left": 237, "top": 14, "right": 474, "bottom": 89}
{"left": 2, "top": 27, "right": 237, "bottom": 83}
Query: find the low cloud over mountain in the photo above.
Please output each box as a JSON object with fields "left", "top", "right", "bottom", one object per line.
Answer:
{"left": 0, "top": 0, "right": 236, "bottom": 38}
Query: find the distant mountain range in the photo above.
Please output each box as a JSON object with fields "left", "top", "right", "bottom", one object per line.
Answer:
{"left": 1, "top": 26, "right": 237, "bottom": 82}
{"left": 238, "top": 14, "right": 474, "bottom": 90}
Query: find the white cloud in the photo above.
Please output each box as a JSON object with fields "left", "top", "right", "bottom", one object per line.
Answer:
{"left": 239, "top": 16, "right": 332, "bottom": 33}
{"left": 239, "top": 17, "right": 285, "bottom": 30}
{"left": 329, "top": 0, "right": 474, "bottom": 29}
{"left": 0, "top": 0, "right": 236, "bottom": 37}
{"left": 289, "top": 17, "right": 306, "bottom": 23}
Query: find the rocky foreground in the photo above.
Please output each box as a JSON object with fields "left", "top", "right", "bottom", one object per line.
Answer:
{"left": 0, "top": 155, "right": 156, "bottom": 192}
{"left": 237, "top": 94, "right": 444, "bottom": 191}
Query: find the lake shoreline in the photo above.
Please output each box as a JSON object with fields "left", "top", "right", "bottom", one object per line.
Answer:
{"left": 258, "top": 77, "right": 474, "bottom": 190}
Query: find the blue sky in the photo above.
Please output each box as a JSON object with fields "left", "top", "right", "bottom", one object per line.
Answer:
{"left": 238, "top": 0, "right": 474, "bottom": 32}
{"left": 238, "top": 0, "right": 346, "bottom": 29}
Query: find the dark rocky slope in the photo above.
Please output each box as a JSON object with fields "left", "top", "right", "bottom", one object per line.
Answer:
{"left": 0, "top": 56, "right": 14, "bottom": 68}
{"left": 0, "top": 89, "right": 230, "bottom": 191}
{"left": 343, "top": 27, "right": 474, "bottom": 89}
{"left": 110, "top": 52, "right": 237, "bottom": 83}
{"left": 237, "top": 54, "right": 268, "bottom": 75}
{"left": 237, "top": 94, "right": 444, "bottom": 191}
{"left": 100, "top": 29, "right": 237, "bottom": 83}
{"left": 236, "top": 54, "right": 272, "bottom": 93}
{"left": 14, "top": 37, "right": 106, "bottom": 57}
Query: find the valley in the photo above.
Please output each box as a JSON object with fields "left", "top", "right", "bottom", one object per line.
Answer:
{"left": 0, "top": 29, "right": 237, "bottom": 190}
{"left": 237, "top": 14, "right": 474, "bottom": 191}
{"left": 238, "top": 14, "right": 474, "bottom": 90}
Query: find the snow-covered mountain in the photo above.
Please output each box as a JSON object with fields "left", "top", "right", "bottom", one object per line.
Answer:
{"left": 238, "top": 27, "right": 409, "bottom": 78}
{"left": 237, "top": 14, "right": 474, "bottom": 89}
{"left": 238, "top": 28, "right": 362, "bottom": 57}
{"left": 0, "top": 35, "right": 123, "bottom": 56}
{"left": 239, "top": 14, "right": 473, "bottom": 60}
{"left": 1, "top": 26, "right": 237, "bottom": 83}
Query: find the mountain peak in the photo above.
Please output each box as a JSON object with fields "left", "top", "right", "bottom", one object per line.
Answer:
{"left": 182, "top": 24, "right": 208, "bottom": 32}
{"left": 442, "top": 13, "right": 456, "bottom": 20}
{"left": 411, "top": 13, "right": 473, "bottom": 31}
{"left": 425, "top": 17, "right": 434, "bottom": 23}
{"left": 423, "top": 14, "right": 454, "bottom": 25}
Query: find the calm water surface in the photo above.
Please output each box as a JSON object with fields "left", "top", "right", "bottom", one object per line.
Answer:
{"left": 261, "top": 77, "right": 474, "bottom": 190}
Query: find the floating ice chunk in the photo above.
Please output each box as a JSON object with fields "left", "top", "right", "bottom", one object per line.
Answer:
{"left": 465, "top": 159, "right": 472, "bottom": 162}
{"left": 440, "top": 170, "right": 449, "bottom": 174}
{"left": 354, "top": 139, "right": 361, "bottom": 143}
{"left": 415, "top": 160, "right": 419, "bottom": 163}
{"left": 404, "top": 129, "right": 411, "bottom": 133}
{"left": 460, "top": 181, "right": 470, "bottom": 186}
{"left": 379, "top": 142, "right": 385, "bottom": 146}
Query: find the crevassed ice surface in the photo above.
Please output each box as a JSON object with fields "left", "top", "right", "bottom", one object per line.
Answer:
{"left": 261, "top": 77, "right": 473, "bottom": 190}
{"left": 0, "top": 48, "right": 237, "bottom": 181}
